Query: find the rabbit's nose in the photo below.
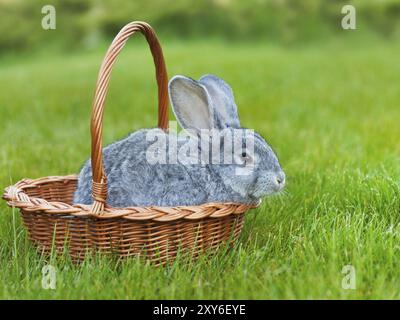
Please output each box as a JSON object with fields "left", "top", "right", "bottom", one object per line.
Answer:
{"left": 274, "top": 171, "right": 286, "bottom": 189}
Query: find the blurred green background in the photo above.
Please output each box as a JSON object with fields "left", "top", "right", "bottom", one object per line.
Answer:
{"left": 1, "top": 0, "right": 400, "bottom": 299}
{"left": 1, "top": 0, "right": 400, "bottom": 54}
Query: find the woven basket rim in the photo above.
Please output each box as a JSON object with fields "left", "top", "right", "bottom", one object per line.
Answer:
{"left": 2, "top": 175, "right": 258, "bottom": 222}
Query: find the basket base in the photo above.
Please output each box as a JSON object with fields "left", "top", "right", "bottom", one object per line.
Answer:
{"left": 3, "top": 175, "right": 252, "bottom": 265}
{"left": 21, "top": 211, "right": 245, "bottom": 264}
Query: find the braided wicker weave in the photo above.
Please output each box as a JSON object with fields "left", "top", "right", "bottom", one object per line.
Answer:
{"left": 2, "top": 22, "right": 256, "bottom": 264}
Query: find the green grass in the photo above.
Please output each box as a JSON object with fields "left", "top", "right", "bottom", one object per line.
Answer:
{"left": 1, "top": 39, "right": 400, "bottom": 299}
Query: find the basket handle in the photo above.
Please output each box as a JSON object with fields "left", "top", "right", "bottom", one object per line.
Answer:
{"left": 90, "top": 21, "right": 169, "bottom": 214}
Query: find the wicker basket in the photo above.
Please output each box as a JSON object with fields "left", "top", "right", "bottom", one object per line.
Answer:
{"left": 2, "top": 22, "right": 256, "bottom": 265}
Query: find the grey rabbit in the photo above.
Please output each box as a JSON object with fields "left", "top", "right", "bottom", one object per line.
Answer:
{"left": 73, "top": 74, "right": 285, "bottom": 207}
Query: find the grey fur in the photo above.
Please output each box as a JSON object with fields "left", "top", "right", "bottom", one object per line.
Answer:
{"left": 199, "top": 74, "right": 241, "bottom": 129}
{"left": 73, "top": 74, "right": 285, "bottom": 207}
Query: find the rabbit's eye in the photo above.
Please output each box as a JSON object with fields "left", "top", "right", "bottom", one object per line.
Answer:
{"left": 240, "top": 152, "right": 252, "bottom": 164}
{"left": 242, "top": 152, "right": 251, "bottom": 160}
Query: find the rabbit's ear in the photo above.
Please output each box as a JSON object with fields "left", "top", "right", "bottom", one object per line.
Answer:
{"left": 199, "top": 74, "right": 240, "bottom": 129}
{"left": 169, "top": 75, "right": 215, "bottom": 131}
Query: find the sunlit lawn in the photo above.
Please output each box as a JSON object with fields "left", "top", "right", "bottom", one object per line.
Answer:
{"left": 1, "top": 38, "right": 400, "bottom": 299}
